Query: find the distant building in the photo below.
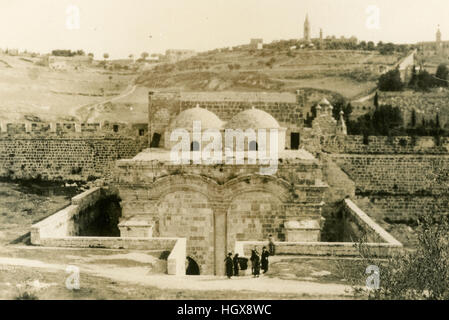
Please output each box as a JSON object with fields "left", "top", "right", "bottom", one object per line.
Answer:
{"left": 418, "top": 25, "right": 449, "bottom": 57}
{"left": 249, "top": 38, "right": 263, "bottom": 50}
{"left": 48, "top": 55, "right": 92, "bottom": 71}
{"left": 7, "top": 48, "right": 18, "bottom": 56}
{"left": 165, "top": 49, "right": 196, "bottom": 63}
{"left": 303, "top": 14, "right": 311, "bottom": 42}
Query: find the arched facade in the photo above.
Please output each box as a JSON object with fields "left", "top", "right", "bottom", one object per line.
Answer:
{"left": 116, "top": 167, "right": 323, "bottom": 276}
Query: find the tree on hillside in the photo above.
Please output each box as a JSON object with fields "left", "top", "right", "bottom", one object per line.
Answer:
{"left": 367, "top": 41, "right": 375, "bottom": 51}
{"left": 372, "top": 104, "right": 404, "bottom": 135}
{"left": 347, "top": 104, "right": 403, "bottom": 136}
{"left": 416, "top": 70, "right": 435, "bottom": 91}
{"left": 87, "top": 53, "right": 94, "bottom": 59}
{"left": 374, "top": 91, "right": 379, "bottom": 108}
{"left": 332, "top": 100, "right": 353, "bottom": 123}
{"left": 378, "top": 69, "right": 404, "bottom": 91}
{"left": 103, "top": 53, "right": 109, "bottom": 61}
{"left": 379, "top": 42, "right": 395, "bottom": 55}
{"left": 411, "top": 109, "right": 417, "bottom": 127}
{"left": 409, "top": 65, "right": 418, "bottom": 89}
{"left": 435, "top": 64, "right": 449, "bottom": 87}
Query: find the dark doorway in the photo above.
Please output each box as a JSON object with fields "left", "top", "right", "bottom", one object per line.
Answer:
{"left": 150, "top": 133, "right": 161, "bottom": 148}
{"left": 190, "top": 141, "right": 200, "bottom": 151}
{"left": 291, "top": 132, "right": 300, "bottom": 150}
{"left": 186, "top": 257, "right": 200, "bottom": 275}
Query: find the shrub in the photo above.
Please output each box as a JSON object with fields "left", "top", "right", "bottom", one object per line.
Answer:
{"left": 15, "top": 291, "right": 38, "bottom": 300}
{"left": 378, "top": 69, "right": 404, "bottom": 92}
{"left": 340, "top": 212, "right": 449, "bottom": 300}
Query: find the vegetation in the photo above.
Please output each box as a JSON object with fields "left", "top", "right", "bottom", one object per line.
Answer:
{"left": 380, "top": 63, "right": 449, "bottom": 92}
{"left": 51, "top": 49, "right": 85, "bottom": 57}
{"left": 341, "top": 212, "right": 449, "bottom": 300}
{"left": 378, "top": 69, "right": 404, "bottom": 91}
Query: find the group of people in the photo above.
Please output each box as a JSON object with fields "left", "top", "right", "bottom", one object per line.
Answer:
{"left": 224, "top": 235, "right": 276, "bottom": 279}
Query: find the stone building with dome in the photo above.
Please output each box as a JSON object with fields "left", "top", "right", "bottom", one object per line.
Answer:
{"left": 114, "top": 91, "right": 347, "bottom": 275}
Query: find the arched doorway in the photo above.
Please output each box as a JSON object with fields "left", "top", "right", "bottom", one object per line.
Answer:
{"left": 157, "top": 190, "right": 215, "bottom": 275}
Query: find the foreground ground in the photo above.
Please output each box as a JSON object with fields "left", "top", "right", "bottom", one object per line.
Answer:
{"left": 0, "top": 246, "right": 359, "bottom": 300}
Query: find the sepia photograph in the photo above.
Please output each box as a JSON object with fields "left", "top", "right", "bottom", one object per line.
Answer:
{"left": 0, "top": 0, "right": 448, "bottom": 307}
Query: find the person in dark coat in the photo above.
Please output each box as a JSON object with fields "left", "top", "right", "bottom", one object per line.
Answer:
{"left": 268, "top": 234, "right": 276, "bottom": 256}
{"left": 225, "top": 253, "right": 233, "bottom": 278}
{"left": 251, "top": 248, "right": 261, "bottom": 278}
{"left": 233, "top": 253, "right": 240, "bottom": 276}
{"left": 261, "top": 246, "right": 270, "bottom": 274}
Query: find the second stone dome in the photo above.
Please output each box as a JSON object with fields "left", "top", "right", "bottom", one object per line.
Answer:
{"left": 226, "top": 107, "right": 280, "bottom": 129}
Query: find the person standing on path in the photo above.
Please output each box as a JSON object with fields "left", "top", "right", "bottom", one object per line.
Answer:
{"left": 233, "top": 253, "right": 240, "bottom": 276}
{"left": 261, "top": 246, "right": 270, "bottom": 274}
{"left": 268, "top": 234, "right": 276, "bottom": 256}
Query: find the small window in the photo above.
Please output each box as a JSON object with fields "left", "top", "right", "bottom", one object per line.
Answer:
{"left": 249, "top": 141, "right": 258, "bottom": 151}
{"left": 191, "top": 141, "right": 200, "bottom": 151}
{"left": 113, "top": 125, "right": 119, "bottom": 133}
{"left": 291, "top": 133, "right": 300, "bottom": 150}
{"left": 138, "top": 128, "right": 145, "bottom": 136}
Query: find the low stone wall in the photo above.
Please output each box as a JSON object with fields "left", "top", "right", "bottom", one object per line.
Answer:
{"left": 167, "top": 238, "right": 187, "bottom": 276}
{"left": 30, "top": 187, "right": 186, "bottom": 275}
{"left": 342, "top": 199, "right": 402, "bottom": 245}
{"left": 236, "top": 200, "right": 402, "bottom": 258}
{"left": 237, "top": 241, "right": 402, "bottom": 258}
{"left": 31, "top": 187, "right": 103, "bottom": 244}
{"left": 37, "top": 236, "right": 177, "bottom": 250}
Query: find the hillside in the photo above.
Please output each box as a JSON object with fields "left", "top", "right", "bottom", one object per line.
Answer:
{"left": 136, "top": 48, "right": 402, "bottom": 99}
{"left": 0, "top": 53, "right": 136, "bottom": 123}
{"left": 0, "top": 47, "right": 403, "bottom": 124}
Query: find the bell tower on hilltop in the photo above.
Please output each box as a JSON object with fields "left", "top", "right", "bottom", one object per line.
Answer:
{"left": 304, "top": 14, "right": 311, "bottom": 42}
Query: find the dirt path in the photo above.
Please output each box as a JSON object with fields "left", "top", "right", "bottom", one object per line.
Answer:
{"left": 74, "top": 84, "right": 138, "bottom": 122}
{"left": 0, "top": 256, "right": 351, "bottom": 297}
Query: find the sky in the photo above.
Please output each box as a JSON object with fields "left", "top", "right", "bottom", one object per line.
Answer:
{"left": 0, "top": 0, "right": 448, "bottom": 59}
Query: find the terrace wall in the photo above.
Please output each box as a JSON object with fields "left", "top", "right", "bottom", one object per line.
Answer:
{"left": 0, "top": 122, "right": 148, "bottom": 181}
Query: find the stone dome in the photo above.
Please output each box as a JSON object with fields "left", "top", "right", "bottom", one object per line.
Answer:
{"left": 169, "top": 105, "right": 223, "bottom": 130}
{"left": 226, "top": 107, "right": 280, "bottom": 129}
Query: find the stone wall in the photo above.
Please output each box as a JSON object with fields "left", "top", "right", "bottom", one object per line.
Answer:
{"left": 148, "top": 92, "right": 307, "bottom": 150}
{"left": 331, "top": 154, "right": 449, "bottom": 195}
{"left": 342, "top": 199, "right": 402, "bottom": 244}
{"left": 236, "top": 240, "right": 402, "bottom": 258}
{"left": 321, "top": 135, "right": 449, "bottom": 154}
{"left": 0, "top": 123, "right": 148, "bottom": 181}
